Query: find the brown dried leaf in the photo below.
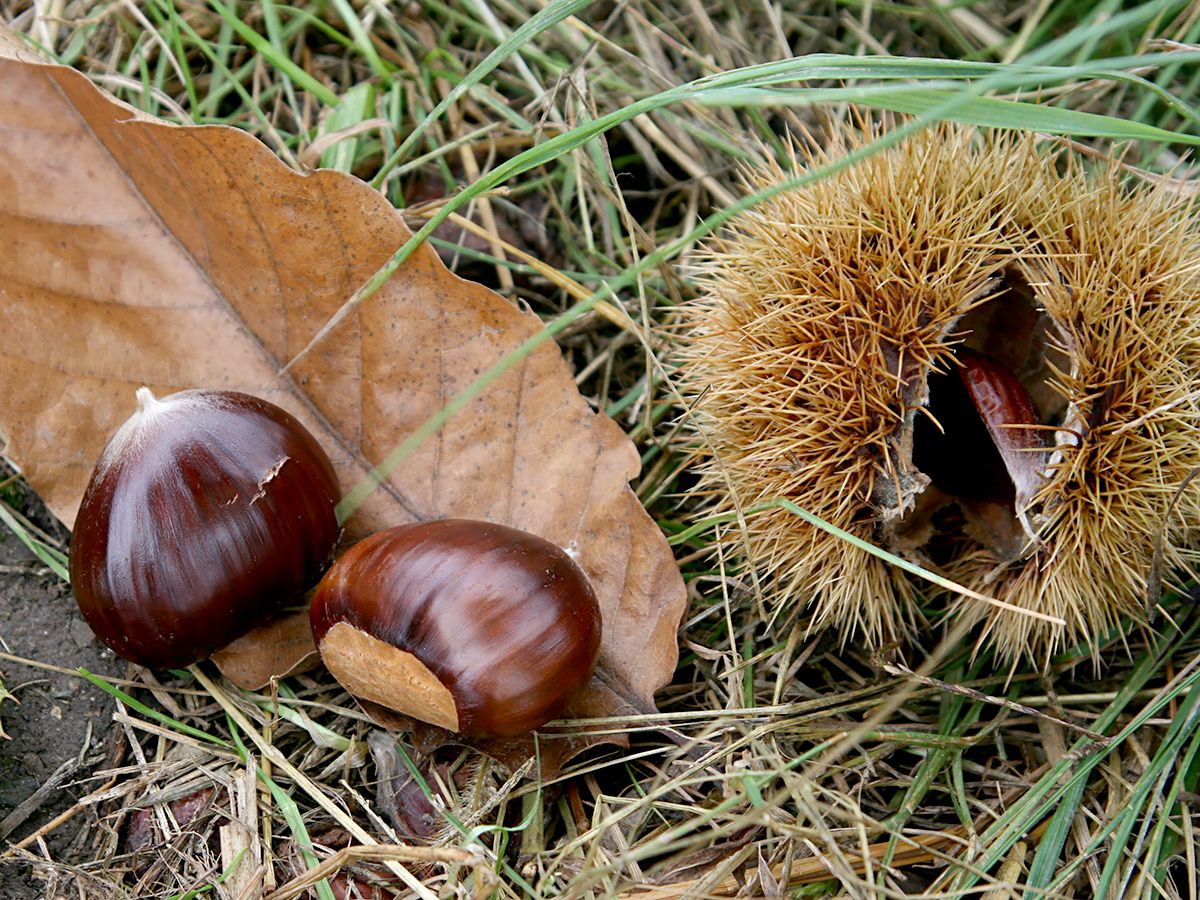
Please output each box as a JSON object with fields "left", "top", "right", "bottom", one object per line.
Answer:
{"left": 210, "top": 612, "right": 321, "bottom": 690}
{"left": 0, "top": 36, "right": 684, "bottom": 768}
{"left": 124, "top": 787, "right": 216, "bottom": 854}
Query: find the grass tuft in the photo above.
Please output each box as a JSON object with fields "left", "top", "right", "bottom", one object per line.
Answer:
{"left": 2, "top": 0, "right": 1200, "bottom": 896}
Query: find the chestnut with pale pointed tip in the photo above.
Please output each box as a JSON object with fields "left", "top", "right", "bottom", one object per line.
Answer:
{"left": 310, "top": 520, "right": 602, "bottom": 739}
{"left": 69, "top": 387, "right": 340, "bottom": 668}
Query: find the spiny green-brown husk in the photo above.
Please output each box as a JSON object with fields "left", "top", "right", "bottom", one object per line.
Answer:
{"left": 678, "top": 121, "right": 1200, "bottom": 665}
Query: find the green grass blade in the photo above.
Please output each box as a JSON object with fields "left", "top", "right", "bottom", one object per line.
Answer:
{"left": 949, "top": 624, "right": 1200, "bottom": 892}
{"left": 204, "top": 0, "right": 340, "bottom": 106}
{"left": 0, "top": 500, "right": 69, "bottom": 582}
{"left": 168, "top": 850, "right": 245, "bottom": 900}
{"left": 78, "top": 668, "right": 233, "bottom": 749}
{"left": 327, "top": 0, "right": 392, "bottom": 79}
{"left": 371, "top": 0, "right": 593, "bottom": 186}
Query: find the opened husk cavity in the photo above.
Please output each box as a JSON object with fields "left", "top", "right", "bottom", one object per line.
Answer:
{"left": 679, "top": 121, "right": 1200, "bottom": 665}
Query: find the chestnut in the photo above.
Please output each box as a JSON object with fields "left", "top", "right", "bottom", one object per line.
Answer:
{"left": 310, "top": 520, "right": 602, "bottom": 739}
{"left": 70, "top": 388, "right": 340, "bottom": 668}
{"left": 916, "top": 348, "right": 1048, "bottom": 509}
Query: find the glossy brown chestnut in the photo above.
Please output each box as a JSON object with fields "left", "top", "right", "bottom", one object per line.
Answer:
{"left": 956, "top": 348, "right": 1048, "bottom": 507}
{"left": 310, "top": 520, "right": 602, "bottom": 739}
{"left": 916, "top": 348, "right": 1048, "bottom": 507}
{"left": 70, "top": 388, "right": 340, "bottom": 668}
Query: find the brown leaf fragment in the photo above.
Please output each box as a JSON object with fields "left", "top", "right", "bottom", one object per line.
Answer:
{"left": 0, "top": 32, "right": 685, "bottom": 771}
{"left": 367, "top": 731, "right": 439, "bottom": 840}
{"left": 329, "top": 872, "right": 392, "bottom": 900}
{"left": 210, "top": 610, "right": 321, "bottom": 691}
{"left": 124, "top": 787, "right": 215, "bottom": 854}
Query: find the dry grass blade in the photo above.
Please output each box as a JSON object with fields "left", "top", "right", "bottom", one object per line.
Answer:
{"left": 189, "top": 666, "right": 436, "bottom": 899}
{"left": 266, "top": 844, "right": 491, "bottom": 900}
{"left": 1, "top": 1, "right": 1200, "bottom": 898}
{"left": 617, "top": 825, "right": 1020, "bottom": 898}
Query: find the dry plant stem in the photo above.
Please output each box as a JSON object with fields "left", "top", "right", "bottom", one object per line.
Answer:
{"left": 298, "top": 118, "right": 393, "bottom": 169}
{"left": 981, "top": 841, "right": 1029, "bottom": 900}
{"left": 441, "top": 79, "right": 513, "bottom": 293}
{"left": 0, "top": 650, "right": 193, "bottom": 692}
{"left": 221, "top": 756, "right": 263, "bottom": 900}
{"left": 0, "top": 774, "right": 119, "bottom": 855}
{"left": 880, "top": 662, "right": 1112, "bottom": 745}
{"left": 614, "top": 823, "right": 1046, "bottom": 898}
{"left": 260, "top": 719, "right": 276, "bottom": 893}
{"left": 266, "top": 844, "right": 490, "bottom": 900}
{"left": 804, "top": 615, "right": 976, "bottom": 782}
{"left": 111, "top": 711, "right": 241, "bottom": 761}
{"left": 633, "top": 114, "right": 737, "bottom": 207}
{"left": 188, "top": 665, "right": 438, "bottom": 900}
{"left": 0, "top": 758, "right": 80, "bottom": 839}
{"left": 430, "top": 208, "right": 640, "bottom": 335}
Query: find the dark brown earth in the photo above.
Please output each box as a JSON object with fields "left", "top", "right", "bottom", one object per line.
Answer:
{"left": 0, "top": 475, "right": 122, "bottom": 898}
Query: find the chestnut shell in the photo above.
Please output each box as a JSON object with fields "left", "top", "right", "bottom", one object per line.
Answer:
{"left": 70, "top": 389, "right": 340, "bottom": 668}
{"left": 311, "top": 520, "right": 602, "bottom": 738}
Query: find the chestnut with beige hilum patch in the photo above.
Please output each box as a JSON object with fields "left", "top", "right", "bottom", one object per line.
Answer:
{"left": 311, "top": 519, "right": 602, "bottom": 738}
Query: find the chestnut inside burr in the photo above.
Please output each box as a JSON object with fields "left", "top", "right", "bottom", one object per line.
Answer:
{"left": 903, "top": 268, "right": 1066, "bottom": 560}
{"left": 915, "top": 352, "right": 1019, "bottom": 507}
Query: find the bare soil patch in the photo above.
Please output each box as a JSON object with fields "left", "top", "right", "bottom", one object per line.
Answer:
{"left": 0, "top": 478, "right": 121, "bottom": 898}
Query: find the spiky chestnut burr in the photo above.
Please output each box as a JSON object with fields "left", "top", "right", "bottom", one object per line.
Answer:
{"left": 70, "top": 388, "right": 340, "bottom": 668}
{"left": 677, "top": 121, "right": 1200, "bottom": 665}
